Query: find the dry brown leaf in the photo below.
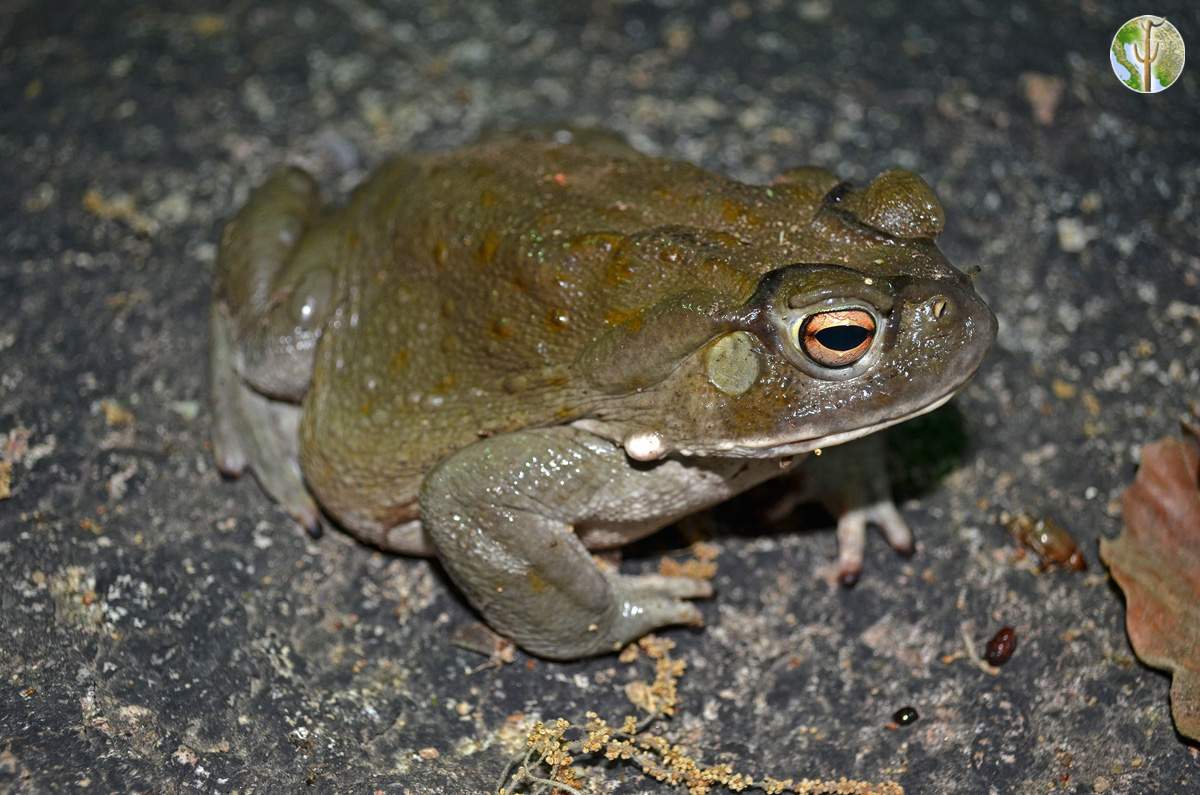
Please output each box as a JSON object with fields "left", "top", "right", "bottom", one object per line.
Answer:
{"left": 1100, "top": 420, "right": 1200, "bottom": 741}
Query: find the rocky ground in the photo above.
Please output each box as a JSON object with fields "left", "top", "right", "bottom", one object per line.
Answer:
{"left": 1, "top": 1, "right": 1198, "bottom": 792}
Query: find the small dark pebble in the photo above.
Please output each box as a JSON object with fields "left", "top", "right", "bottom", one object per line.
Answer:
{"left": 892, "top": 706, "right": 919, "bottom": 726}
{"left": 985, "top": 626, "right": 1017, "bottom": 666}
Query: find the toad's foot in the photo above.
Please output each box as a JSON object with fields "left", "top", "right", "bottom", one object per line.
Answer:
{"left": 592, "top": 572, "right": 711, "bottom": 654}
{"left": 790, "top": 434, "right": 914, "bottom": 587}
{"left": 833, "top": 498, "right": 913, "bottom": 587}
{"left": 609, "top": 572, "right": 712, "bottom": 633}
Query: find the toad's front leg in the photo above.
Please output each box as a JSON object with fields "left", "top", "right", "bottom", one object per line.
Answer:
{"left": 420, "top": 427, "right": 718, "bottom": 660}
{"left": 784, "top": 433, "right": 914, "bottom": 586}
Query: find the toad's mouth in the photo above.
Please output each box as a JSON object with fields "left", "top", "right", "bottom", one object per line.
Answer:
{"left": 758, "top": 386, "right": 960, "bottom": 456}
{"left": 681, "top": 384, "right": 963, "bottom": 459}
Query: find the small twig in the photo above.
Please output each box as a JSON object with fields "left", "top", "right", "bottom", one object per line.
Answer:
{"left": 496, "top": 746, "right": 536, "bottom": 794}
{"left": 634, "top": 713, "right": 660, "bottom": 733}
{"left": 525, "top": 775, "right": 584, "bottom": 794}
{"left": 960, "top": 622, "right": 1000, "bottom": 676}
{"left": 467, "top": 657, "right": 503, "bottom": 675}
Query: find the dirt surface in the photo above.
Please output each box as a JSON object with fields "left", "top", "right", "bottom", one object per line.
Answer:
{"left": 2, "top": 1, "right": 1199, "bottom": 793}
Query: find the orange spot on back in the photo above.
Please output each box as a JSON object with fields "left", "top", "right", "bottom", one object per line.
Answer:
{"left": 604, "top": 307, "right": 643, "bottom": 332}
{"left": 721, "top": 198, "right": 743, "bottom": 224}
{"left": 476, "top": 229, "right": 500, "bottom": 266}
{"left": 491, "top": 317, "right": 514, "bottom": 339}
{"left": 567, "top": 232, "right": 623, "bottom": 254}
{"left": 604, "top": 254, "right": 635, "bottom": 286}
{"left": 389, "top": 349, "right": 410, "bottom": 373}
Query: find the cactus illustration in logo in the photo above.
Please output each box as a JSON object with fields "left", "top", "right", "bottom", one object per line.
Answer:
{"left": 1133, "top": 17, "right": 1164, "bottom": 89}
{"left": 1110, "top": 15, "right": 1186, "bottom": 93}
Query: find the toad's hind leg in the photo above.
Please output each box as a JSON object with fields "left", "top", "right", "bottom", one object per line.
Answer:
{"left": 211, "top": 312, "right": 319, "bottom": 532}
{"left": 211, "top": 167, "right": 329, "bottom": 534}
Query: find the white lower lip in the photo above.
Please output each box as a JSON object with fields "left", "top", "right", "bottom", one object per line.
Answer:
{"left": 782, "top": 388, "right": 959, "bottom": 452}
{"left": 706, "top": 387, "right": 962, "bottom": 458}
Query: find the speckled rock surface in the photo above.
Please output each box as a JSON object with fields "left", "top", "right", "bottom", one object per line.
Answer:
{"left": 2, "top": 1, "right": 1199, "bottom": 793}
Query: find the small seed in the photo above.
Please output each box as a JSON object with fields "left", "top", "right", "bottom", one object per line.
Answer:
{"left": 985, "top": 626, "right": 1017, "bottom": 666}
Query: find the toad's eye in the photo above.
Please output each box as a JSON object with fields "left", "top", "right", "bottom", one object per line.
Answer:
{"left": 795, "top": 308, "right": 876, "bottom": 368}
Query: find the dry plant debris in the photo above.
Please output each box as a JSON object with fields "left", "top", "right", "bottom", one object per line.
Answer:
{"left": 497, "top": 635, "right": 902, "bottom": 795}
{"left": 658, "top": 541, "right": 721, "bottom": 580}
{"left": 82, "top": 189, "right": 158, "bottom": 236}
{"left": 1100, "top": 418, "right": 1200, "bottom": 741}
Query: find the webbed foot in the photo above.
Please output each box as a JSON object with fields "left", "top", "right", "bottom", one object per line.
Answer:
{"left": 607, "top": 572, "right": 712, "bottom": 635}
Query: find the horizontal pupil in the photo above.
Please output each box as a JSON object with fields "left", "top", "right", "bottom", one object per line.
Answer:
{"left": 814, "top": 325, "right": 870, "bottom": 351}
